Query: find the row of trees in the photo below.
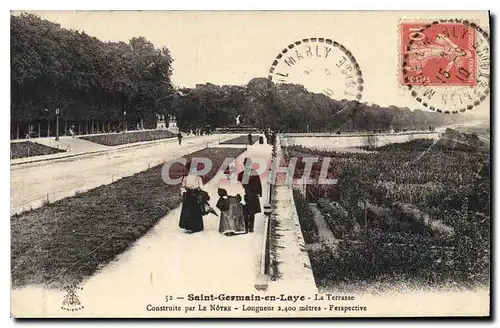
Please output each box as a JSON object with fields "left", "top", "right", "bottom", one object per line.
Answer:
{"left": 11, "top": 13, "right": 462, "bottom": 139}
{"left": 11, "top": 13, "right": 174, "bottom": 138}
{"left": 174, "top": 78, "right": 465, "bottom": 133}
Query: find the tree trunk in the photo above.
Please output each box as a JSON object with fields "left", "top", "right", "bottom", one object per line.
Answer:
{"left": 141, "top": 118, "right": 144, "bottom": 129}
{"left": 107, "top": 121, "right": 111, "bottom": 133}
{"left": 47, "top": 120, "right": 51, "bottom": 137}
{"left": 64, "top": 121, "right": 67, "bottom": 136}
{"left": 37, "top": 122, "right": 41, "bottom": 138}
{"left": 78, "top": 122, "right": 81, "bottom": 135}
{"left": 16, "top": 122, "right": 19, "bottom": 139}
{"left": 364, "top": 200, "right": 368, "bottom": 236}
{"left": 91, "top": 119, "right": 95, "bottom": 134}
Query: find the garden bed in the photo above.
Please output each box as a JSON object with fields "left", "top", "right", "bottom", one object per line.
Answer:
{"left": 11, "top": 141, "right": 66, "bottom": 159}
{"left": 11, "top": 147, "right": 245, "bottom": 288}
{"left": 80, "top": 130, "right": 176, "bottom": 146}
{"left": 219, "top": 135, "right": 259, "bottom": 145}
{"left": 287, "top": 138, "right": 490, "bottom": 289}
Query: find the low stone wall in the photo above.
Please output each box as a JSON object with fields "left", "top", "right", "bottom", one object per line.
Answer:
{"left": 267, "top": 136, "right": 317, "bottom": 293}
{"left": 283, "top": 132, "right": 439, "bottom": 150}
{"left": 281, "top": 131, "right": 437, "bottom": 137}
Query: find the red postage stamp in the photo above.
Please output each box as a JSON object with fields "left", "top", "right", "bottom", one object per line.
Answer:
{"left": 400, "top": 22, "right": 477, "bottom": 86}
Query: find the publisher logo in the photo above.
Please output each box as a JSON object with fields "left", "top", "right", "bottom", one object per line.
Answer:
{"left": 60, "top": 285, "right": 84, "bottom": 312}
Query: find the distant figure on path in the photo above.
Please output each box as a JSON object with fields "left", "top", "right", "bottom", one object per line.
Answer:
{"left": 177, "top": 132, "right": 183, "bottom": 145}
{"left": 247, "top": 133, "right": 253, "bottom": 145}
{"left": 236, "top": 115, "right": 242, "bottom": 126}
{"left": 270, "top": 131, "right": 276, "bottom": 146}
{"left": 238, "top": 158, "right": 262, "bottom": 233}
{"left": 179, "top": 161, "right": 204, "bottom": 234}
{"left": 69, "top": 126, "right": 76, "bottom": 138}
{"left": 265, "top": 127, "right": 271, "bottom": 144}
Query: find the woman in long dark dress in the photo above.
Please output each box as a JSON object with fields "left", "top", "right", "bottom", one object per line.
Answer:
{"left": 179, "top": 162, "right": 204, "bottom": 233}
{"left": 238, "top": 158, "right": 262, "bottom": 233}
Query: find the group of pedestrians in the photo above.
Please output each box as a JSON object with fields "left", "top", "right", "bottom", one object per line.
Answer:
{"left": 178, "top": 158, "right": 262, "bottom": 236}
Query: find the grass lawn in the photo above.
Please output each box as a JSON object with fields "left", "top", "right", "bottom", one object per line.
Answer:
{"left": 80, "top": 130, "right": 176, "bottom": 146}
{"left": 11, "top": 147, "right": 245, "bottom": 288}
{"left": 220, "top": 134, "right": 260, "bottom": 145}
{"left": 11, "top": 141, "right": 66, "bottom": 159}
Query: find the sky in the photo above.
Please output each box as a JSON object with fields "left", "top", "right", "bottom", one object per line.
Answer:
{"left": 15, "top": 10, "right": 490, "bottom": 117}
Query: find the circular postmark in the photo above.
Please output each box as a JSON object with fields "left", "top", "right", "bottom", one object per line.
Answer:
{"left": 400, "top": 19, "right": 490, "bottom": 114}
{"left": 268, "top": 38, "right": 364, "bottom": 101}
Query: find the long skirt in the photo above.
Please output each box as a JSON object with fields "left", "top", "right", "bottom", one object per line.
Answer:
{"left": 179, "top": 190, "right": 204, "bottom": 232}
{"left": 244, "top": 192, "right": 262, "bottom": 216}
{"left": 219, "top": 196, "right": 246, "bottom": 235}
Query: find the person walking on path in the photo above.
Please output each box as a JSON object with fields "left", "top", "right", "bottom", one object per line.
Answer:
{"left": 270, "top": 130, "right": 276, "bottom": 146}
{"left": 265, "top": 127, "right": 271, "bottom": 144}
{"left": 237, "top": 158, "right": 262, "bottom": 233}
{"left": 247, "top": 133, "right": 253, "bottom": 146}
{"left": 216, "top": 167, "right": 246, "bottom": 236}
{"left": 179, "top": 161, "right": 204, "bottom": 234}
{"left": 177, "top": 132, "right": 183, "bottom": 145}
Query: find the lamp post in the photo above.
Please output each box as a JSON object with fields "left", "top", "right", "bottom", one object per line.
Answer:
{"left": 123, "top": 110, "right": 127, "bottom": 133}
{"left": 55, "top": 108, "right": 60, "bottom": 141}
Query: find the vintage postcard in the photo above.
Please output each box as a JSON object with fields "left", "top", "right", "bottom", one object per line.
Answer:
{"left": 10, "top": 10, "right": 490, "bottom": 318}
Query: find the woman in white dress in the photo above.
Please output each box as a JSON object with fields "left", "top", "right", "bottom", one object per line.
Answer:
{"left": 216, "top": 167, "right": 246, "bottom": 236}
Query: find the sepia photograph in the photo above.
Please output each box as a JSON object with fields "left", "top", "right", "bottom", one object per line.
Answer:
{"left": 9, "top": 9, "right": 491, "bottom": 318}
